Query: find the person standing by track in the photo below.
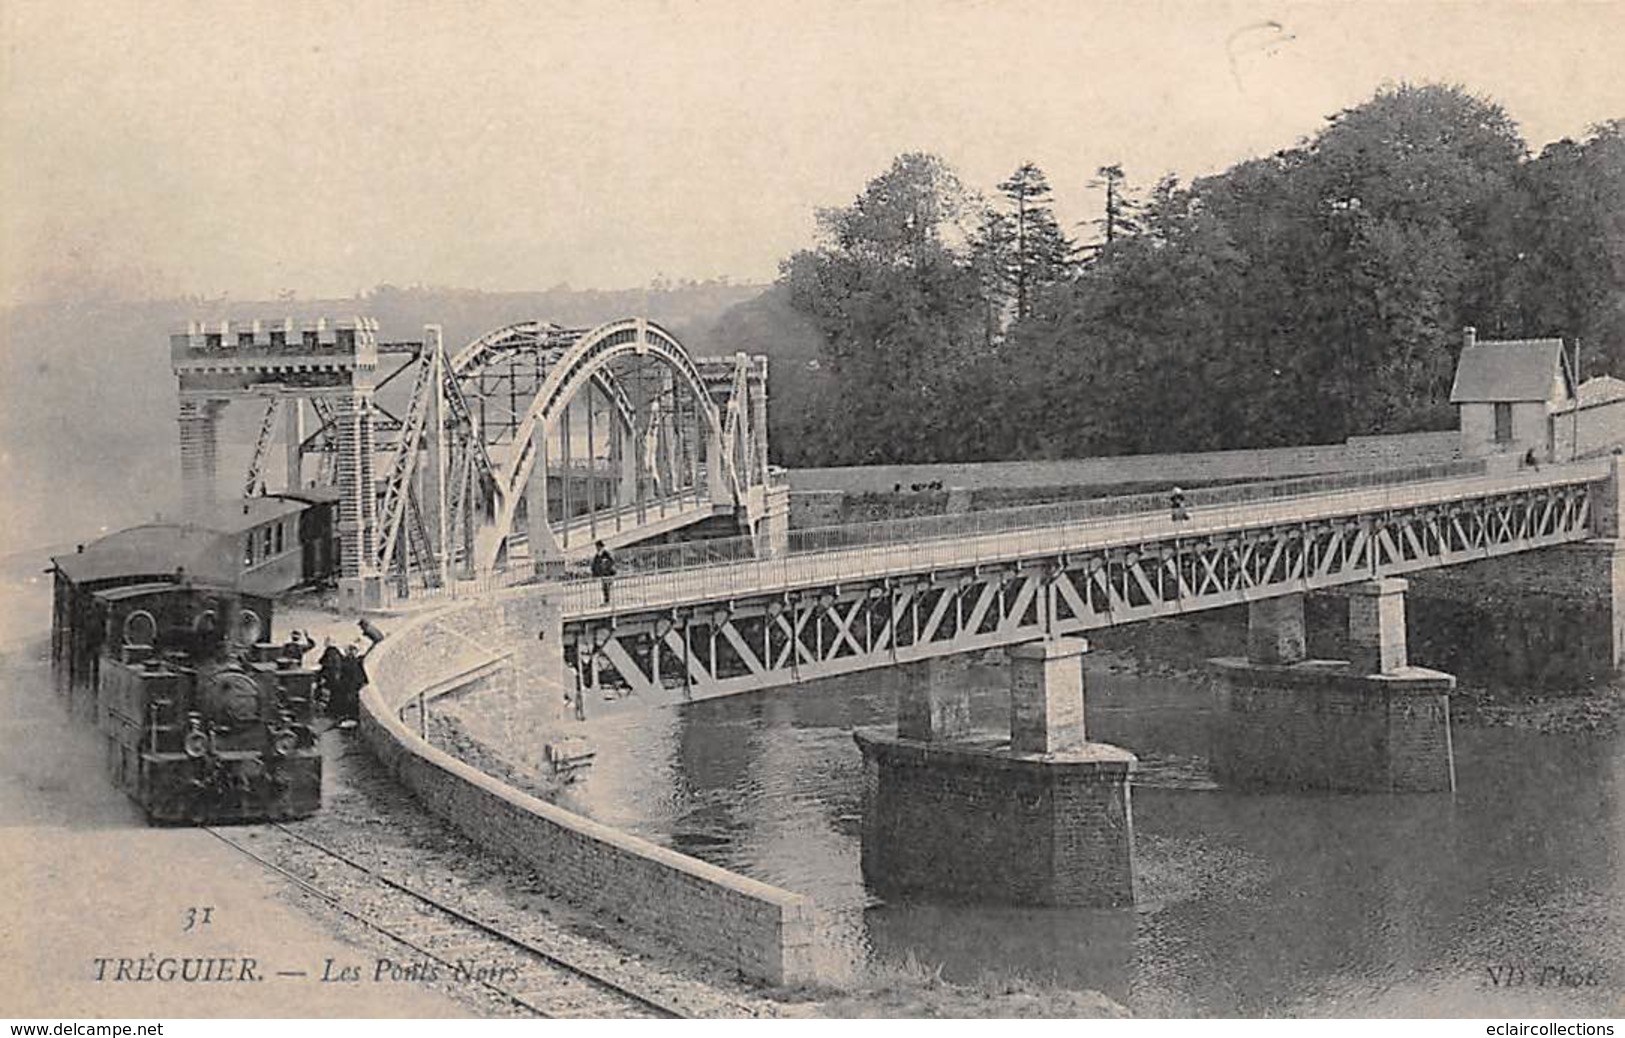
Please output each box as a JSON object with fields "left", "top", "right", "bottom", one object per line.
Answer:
{"left": 328, "top": 621, "right": 385, "bottom": 730}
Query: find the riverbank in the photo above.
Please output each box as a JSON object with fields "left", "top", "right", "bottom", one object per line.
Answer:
{"left": 363, "top": 596, "right": 1625, "bottom": 1016}
{"left": 1088, "top": 616, "right": 1625, "bottom": 738}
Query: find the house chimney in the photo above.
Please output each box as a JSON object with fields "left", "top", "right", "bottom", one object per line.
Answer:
{"left": 1463, "top": 326, "right": 1477, "bottom": 350}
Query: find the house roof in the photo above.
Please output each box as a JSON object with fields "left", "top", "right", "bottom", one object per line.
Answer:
{"left": 1449, "top": 340, "right": 1573, "bottom": 404}
{"left": 1576, "top": 376, "right": 1625, "bottom": 409}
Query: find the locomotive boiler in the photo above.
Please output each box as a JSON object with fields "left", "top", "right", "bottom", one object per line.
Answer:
{"left": 55, "top": 577, "right": 322, "bottom": 824}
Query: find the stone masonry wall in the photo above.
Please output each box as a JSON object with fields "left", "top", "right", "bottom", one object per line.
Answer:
{"left": 1553, "top": 398, "right": 1625, "bottom": 460}
{"left": 1385, "top": 694, "right": 1456, "bottom": 793}
{"left": 360, "top": 588, "right": 823, "bottom": 986}
{"left": 1409, "top": 542, "right": 1624, "bottom": 687}
{"left": 1211, "top": 661, "right": 1455, "bottom": 792}
{"left": 856, "top": 734, "right": 1136, "bottom": 908}
{"left": 1214, "top": 679, "right": 1389, "bottom": 791}
{"left": 787, "top": 430, "right": 1459, "bottom": 496}
{"left": 1092, "top": 541, "right": 1622, "bottom": 692}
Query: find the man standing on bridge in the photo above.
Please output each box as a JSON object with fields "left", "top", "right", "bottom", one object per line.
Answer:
{"left": 590, "top": 540, "right": 616, "bottom": 605}
{"left": 1170, "top": 486, "right": 1191, "bottom": 523}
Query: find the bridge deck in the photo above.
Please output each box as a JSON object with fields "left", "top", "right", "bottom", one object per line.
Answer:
{"left": 551, "top": 491, "right": 729, "bottom": 558}
{"left": 562, "top": 459, "right": 1609, "bottom": 620}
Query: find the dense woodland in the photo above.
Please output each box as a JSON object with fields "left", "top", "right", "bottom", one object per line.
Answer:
{"left": 706, "top": 85, "right": 1625, "bottom": 468}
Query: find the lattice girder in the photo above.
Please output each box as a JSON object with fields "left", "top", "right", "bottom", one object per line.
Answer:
{"left": 564, "top": 481, "right": 1597, "bottom": 702}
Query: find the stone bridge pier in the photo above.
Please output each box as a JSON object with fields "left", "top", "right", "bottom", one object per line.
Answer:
{"left": 855, "top": 639, "right": 1138, "bottom": 908}
{"left": 1210, "top": 580, "right": 1458, "bottom": 793}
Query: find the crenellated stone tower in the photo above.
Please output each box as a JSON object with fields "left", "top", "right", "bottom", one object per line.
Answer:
{"left": 171, "top": 317, "right": 384, "bottom": 608}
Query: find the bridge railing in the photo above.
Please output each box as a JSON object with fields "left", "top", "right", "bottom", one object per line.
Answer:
{"left": 401, "top": 456, "right": 1522, "bottom": 610}
{"left": 552, "top": 488, "right": 710, "bottom": 547}
{"left": 600, "top": 458, "right": 1488, "bottom": 577}
{"left": 554, "top": 458, "right": 1611, "bottom": 616}
{"left": 611, "top": 531, "right": 760, "bottom": 574}
{"left": 804, "top": 458, "right": 1488, "bottom": 552}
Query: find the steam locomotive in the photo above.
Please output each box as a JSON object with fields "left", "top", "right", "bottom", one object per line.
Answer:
{"left": 52, "top": 574, "right": 322, "bottom": 824}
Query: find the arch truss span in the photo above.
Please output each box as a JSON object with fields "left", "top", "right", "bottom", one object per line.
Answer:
{"left": 355, "top": 317, "right": 773, "bottom": 588}
{"left": 478, "top": 318, "right": 767, "bottom": 573}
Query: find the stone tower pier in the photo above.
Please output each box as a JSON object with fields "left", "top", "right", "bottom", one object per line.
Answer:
{"left": 856, "top": 638, "right": 1138, "bottom": 908}
{"left": 1210, "top": 580, "right": 1457, "bottom": 793}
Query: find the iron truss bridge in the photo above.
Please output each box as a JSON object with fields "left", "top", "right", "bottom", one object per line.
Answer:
{"left": 558, "top": 461, "right": 1611, "bottom": 702}
{"left": 244, "top": 318, "right": 772, "bottom": 590}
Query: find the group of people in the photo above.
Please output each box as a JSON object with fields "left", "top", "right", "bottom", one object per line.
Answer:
{"left": 280, "top": 619, "right": 385, "bottom": 729}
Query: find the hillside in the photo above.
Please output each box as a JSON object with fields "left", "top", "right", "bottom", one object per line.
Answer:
{"left": 0, "top": 283, "right": 767, "bottom": 552}
{"left": 682, "top": 283, "right": 832, "bottom": 467}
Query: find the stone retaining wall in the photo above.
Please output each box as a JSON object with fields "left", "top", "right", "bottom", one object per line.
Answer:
{"left": 359, "top": 586, "right": 822, "bottom": 986}
{"left": 1408, "top": 540, "right": 1625, "bottom": 687}
{"left": 787, "top": 430, "right": 1460, "bottom": 496}
{"left": 789, "top": 453, "right": 1477, "bottom": 531}
{"left": 1554, "top": 397, "right": 1625, "bottom": 461}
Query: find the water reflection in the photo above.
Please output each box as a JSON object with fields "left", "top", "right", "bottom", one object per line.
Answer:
{"left": 558, "top": 656, "right": 1624, "bottom": 1016}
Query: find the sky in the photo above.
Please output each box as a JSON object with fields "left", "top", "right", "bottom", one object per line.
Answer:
{"left": 3, "top": 0, "right": 1623, "bottom": 305}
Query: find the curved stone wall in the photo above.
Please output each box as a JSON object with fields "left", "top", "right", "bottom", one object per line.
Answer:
{"left": 358, "top": 585, "right": 820, "bottom": 986}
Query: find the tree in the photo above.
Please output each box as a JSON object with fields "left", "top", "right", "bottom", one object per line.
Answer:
{"left": 782, "top": 153, "right": 991, "bottom": 463}
{"left": 755, "top": 84, "right": 1619, "bottom": 467}
{"left": 997, "top": 83, "right": 1533, "bottom": 457}
{"left": 1489, "top": 122, "right": 1625, "bottom": 374}
{"left": 988, "top": 163, "right": 1076, "bottom": 322}
{"left": 814, "top": 152, "right": 978, "bottom": 270}
{"left": 1088, "top": 164, "right": 1141, "bottom": 250}
{"left": 1293, "top": 84, "right": 1525, "bottom": 431}
{"left": 968, "top": 208, "right": 1017, "bottom": 347}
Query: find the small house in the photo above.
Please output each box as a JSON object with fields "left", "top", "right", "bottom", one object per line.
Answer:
{"left": 1449, "top": 327, "right": 1575, "bottom": 461}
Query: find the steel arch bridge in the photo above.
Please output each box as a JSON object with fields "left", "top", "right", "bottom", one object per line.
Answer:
{"left": 261, "top": 317, "right": 774, "bottom": 592}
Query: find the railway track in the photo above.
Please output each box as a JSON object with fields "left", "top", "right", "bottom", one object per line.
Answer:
{"left": 206, "top": 822, "right": 688, "bottom": 1019}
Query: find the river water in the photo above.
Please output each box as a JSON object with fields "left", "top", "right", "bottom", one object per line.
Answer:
{"left": 557, "top": 656, "right": 1623, "bottom": 1017}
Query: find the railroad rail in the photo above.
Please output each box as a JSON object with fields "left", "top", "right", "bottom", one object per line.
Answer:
{"left": 205, "top": 823, "right": 689, "bottom": 1019}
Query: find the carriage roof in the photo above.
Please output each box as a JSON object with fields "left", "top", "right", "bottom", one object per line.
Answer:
{"left": 51, "top": 525, "right": 244, "bottom": 587}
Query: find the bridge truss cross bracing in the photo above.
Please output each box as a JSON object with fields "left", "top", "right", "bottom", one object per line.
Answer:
{"left": 562, "top": 470, "right": 1605, "bottom": 702}
{"left": 275, "top": 317, "right": 771, "bottom": 594}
